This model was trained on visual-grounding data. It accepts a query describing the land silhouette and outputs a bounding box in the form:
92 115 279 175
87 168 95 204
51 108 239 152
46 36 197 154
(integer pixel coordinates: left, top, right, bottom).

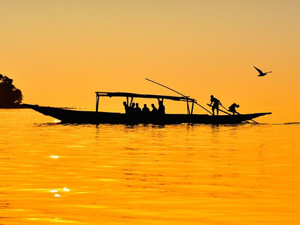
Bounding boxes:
0 74 23 108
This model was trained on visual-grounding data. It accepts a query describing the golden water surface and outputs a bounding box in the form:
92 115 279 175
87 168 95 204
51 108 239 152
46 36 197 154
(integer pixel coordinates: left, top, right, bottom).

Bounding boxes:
1 109 300 225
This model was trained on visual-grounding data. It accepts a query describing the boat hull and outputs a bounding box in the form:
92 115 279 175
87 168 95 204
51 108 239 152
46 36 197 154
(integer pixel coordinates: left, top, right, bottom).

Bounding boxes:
24 104 271 124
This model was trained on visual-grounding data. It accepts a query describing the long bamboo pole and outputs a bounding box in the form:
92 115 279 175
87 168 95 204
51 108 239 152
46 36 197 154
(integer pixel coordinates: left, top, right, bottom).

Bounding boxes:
220 104 259 124
194 102 213 115
145 78 187 97
145 78 212 115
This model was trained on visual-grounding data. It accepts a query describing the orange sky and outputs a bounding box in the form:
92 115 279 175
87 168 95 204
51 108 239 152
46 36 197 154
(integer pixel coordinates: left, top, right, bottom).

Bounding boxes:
1 0 299 123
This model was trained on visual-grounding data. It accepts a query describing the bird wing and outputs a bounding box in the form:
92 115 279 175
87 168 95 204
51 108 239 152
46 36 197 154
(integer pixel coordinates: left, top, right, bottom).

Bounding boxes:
253 66 263 74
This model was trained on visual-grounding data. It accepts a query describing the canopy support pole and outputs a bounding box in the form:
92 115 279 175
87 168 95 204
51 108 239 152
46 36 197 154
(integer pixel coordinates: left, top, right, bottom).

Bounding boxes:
96 94 100 112
187 99 190 114
191 100 195 114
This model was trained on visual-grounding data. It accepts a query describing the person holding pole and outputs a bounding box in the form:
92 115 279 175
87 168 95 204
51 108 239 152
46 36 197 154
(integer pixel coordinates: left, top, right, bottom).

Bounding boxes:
228 103 239 115
208 95 222 116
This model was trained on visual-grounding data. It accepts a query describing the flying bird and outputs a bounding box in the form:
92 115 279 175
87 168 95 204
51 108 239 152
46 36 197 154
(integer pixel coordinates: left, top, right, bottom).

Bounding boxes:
254 66 272 77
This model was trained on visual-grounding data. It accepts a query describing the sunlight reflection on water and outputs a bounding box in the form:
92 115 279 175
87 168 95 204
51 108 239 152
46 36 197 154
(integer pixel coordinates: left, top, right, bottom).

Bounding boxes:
0 109 300 225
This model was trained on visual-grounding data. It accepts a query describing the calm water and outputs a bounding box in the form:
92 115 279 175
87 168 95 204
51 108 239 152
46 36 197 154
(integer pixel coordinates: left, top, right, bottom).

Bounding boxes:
1 109 300 225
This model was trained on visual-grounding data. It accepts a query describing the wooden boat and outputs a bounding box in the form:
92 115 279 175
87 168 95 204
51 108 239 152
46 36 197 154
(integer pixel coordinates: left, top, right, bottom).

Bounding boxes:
24 91 271 124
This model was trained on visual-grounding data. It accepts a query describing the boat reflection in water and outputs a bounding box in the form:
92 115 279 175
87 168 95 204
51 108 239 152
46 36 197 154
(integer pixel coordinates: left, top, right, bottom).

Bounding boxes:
1 109 300 225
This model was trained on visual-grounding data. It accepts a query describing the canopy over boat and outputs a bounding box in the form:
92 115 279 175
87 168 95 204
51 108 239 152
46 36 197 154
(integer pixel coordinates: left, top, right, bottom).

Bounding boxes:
95 91 197 114
96 92 193 101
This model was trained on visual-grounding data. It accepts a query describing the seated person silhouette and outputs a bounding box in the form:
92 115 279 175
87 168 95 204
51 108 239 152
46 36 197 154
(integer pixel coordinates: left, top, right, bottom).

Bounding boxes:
142 104 150 114
134 103 142 114
151 103 158 114
127 102 135 115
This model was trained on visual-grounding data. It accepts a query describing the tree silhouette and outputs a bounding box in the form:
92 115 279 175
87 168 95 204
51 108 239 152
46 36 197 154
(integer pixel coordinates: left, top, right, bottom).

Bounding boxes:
0 74 23 108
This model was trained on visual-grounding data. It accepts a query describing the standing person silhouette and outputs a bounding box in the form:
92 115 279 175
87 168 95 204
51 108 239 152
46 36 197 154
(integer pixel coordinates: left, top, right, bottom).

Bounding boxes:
158 100 165 115
208 95 222 116
123 101 129 114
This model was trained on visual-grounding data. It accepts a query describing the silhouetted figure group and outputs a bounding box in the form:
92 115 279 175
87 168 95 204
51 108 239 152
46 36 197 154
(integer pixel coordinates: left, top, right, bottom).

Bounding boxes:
123 99 165 118
208 95 240 116
124 95 241 119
